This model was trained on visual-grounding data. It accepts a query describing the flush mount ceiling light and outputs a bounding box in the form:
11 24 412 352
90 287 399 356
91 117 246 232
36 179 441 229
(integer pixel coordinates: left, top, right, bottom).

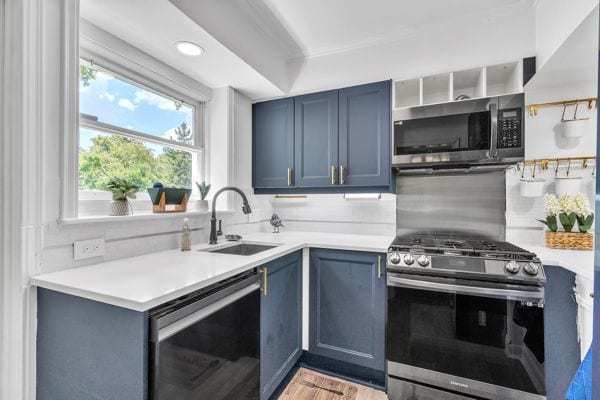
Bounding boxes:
175 41 204 56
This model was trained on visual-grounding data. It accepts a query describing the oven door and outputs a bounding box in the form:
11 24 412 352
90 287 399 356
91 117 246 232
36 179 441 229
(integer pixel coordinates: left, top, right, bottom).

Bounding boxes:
392 97 497 168
387 272 546 400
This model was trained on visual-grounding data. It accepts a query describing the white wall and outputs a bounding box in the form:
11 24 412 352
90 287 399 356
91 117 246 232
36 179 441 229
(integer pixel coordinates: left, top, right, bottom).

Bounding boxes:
534 0 599 69
506 81 597 246
285 9 535 96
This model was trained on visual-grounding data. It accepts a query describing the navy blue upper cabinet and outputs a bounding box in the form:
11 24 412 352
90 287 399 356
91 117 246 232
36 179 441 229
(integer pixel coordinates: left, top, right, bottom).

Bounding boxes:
260 251 302 400
252 80 392 193
294 90 339 187
309 249 386 373
339 81 391 187
253 98 294 188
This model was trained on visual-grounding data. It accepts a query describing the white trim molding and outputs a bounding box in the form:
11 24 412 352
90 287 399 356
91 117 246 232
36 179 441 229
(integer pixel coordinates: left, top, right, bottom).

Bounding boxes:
2 0 47 398
3 0 80 398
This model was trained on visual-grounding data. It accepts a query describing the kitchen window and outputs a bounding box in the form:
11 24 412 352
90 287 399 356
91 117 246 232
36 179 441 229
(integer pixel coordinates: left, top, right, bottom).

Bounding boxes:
77 59 204 216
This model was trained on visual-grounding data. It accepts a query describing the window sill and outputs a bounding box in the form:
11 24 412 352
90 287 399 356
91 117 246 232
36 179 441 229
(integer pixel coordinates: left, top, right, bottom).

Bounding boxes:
59 210 235 226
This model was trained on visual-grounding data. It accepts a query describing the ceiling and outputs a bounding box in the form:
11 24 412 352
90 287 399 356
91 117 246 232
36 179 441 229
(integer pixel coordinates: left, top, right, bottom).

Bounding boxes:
82 0 537 100
260 0 535 58
80 0 284 99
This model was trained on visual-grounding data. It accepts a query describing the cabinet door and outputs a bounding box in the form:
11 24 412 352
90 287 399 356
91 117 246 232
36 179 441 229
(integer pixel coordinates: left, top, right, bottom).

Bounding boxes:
309 249 386 371
338 81 391 187
294 90 339 187
253 98 294 188
260 251 302 400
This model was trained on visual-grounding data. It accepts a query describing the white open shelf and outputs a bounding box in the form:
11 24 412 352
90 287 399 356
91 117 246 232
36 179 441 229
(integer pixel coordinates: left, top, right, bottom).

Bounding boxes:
453 67 486 100
393 60 523 109
486 61 522 97
393 78 421 109
422 73 452 105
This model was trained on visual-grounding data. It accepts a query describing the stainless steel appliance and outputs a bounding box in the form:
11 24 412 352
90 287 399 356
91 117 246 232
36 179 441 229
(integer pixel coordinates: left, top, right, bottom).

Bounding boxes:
386 233 546 400
392 94 524 171
149 269 260 400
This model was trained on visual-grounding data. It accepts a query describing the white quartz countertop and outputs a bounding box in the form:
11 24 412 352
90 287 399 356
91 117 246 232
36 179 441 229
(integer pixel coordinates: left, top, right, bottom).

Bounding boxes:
30 231 393 312
528 245 595 281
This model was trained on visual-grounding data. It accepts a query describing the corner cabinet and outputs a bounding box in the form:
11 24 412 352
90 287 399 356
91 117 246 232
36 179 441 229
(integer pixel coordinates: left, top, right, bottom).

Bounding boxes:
308 249 386 383
253 81 392 194
253 98 295 189
260 251 303 400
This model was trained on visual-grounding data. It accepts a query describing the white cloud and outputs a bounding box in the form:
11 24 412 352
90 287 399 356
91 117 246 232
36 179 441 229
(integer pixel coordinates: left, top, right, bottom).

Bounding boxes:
99 92 115 103
118 98 136 111
162 127 177 140
133 90 180 111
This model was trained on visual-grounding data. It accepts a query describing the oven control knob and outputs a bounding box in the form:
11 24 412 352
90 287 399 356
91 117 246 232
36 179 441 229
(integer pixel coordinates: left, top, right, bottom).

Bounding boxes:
389 253 401 265
524 262 539 276
505 261 521 274
403 254 415 265
417 255 430 267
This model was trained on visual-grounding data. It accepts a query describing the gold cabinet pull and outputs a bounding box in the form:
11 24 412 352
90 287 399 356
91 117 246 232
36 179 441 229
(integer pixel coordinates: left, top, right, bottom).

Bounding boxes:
287 168 292 186
331 165 336 185
260 267 268 296
377 255 382 279
339 165 345 185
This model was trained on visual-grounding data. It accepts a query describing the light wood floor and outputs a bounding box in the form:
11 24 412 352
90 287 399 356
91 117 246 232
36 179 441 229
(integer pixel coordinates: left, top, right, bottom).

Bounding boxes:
278 367 388 400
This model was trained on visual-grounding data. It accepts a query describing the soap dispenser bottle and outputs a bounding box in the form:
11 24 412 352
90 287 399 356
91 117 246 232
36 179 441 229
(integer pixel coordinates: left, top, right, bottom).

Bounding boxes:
181 218 191 251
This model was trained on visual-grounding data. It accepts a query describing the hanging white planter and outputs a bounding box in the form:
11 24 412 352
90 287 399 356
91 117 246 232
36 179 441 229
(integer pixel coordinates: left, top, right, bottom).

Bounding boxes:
560 102 589 139
520 178 545 197
555 176 582 196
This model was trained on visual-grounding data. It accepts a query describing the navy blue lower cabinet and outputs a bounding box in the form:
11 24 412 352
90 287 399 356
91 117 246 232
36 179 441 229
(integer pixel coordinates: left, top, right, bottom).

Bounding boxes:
543 265 580 400
260 251 303 400
37 288 148 400
309 249 386 374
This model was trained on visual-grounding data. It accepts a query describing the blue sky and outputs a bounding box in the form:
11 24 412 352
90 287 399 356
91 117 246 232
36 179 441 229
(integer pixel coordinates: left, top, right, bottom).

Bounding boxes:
79 69 193 154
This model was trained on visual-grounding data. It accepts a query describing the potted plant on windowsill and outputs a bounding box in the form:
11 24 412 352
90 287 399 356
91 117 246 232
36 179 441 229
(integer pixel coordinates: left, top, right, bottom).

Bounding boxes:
195 181 211 211
106 177 139 216
539 193 594 250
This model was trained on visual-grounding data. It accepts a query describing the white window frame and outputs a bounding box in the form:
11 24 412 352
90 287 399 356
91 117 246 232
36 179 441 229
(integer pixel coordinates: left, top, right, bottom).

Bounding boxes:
70 54 207 218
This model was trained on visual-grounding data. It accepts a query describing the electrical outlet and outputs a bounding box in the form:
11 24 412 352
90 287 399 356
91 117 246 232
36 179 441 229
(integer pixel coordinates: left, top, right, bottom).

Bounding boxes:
74 238 106 260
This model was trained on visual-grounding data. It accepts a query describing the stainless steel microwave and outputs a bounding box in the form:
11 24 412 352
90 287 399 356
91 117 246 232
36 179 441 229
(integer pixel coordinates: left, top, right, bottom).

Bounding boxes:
392 93 524 170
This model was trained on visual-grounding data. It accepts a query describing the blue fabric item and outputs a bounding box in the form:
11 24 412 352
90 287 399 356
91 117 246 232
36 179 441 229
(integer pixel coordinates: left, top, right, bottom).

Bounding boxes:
566 346 592 400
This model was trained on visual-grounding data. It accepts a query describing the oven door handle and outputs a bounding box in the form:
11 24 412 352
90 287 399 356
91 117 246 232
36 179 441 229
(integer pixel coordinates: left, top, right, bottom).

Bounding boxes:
387 276 544 304
156 283 260 342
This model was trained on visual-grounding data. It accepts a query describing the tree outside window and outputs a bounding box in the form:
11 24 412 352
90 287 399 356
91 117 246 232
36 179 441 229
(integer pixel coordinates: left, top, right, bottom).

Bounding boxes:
78 61 200 197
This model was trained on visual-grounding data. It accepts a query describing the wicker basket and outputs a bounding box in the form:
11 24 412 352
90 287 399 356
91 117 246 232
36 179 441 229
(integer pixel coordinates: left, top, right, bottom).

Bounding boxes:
545 231 593 250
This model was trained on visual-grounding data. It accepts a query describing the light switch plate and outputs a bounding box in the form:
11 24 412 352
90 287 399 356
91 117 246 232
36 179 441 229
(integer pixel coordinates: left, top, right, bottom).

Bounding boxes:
74 238 106 260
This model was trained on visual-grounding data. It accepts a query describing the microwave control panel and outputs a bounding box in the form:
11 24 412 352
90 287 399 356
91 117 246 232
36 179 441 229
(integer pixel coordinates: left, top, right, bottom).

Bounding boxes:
497 108 522 149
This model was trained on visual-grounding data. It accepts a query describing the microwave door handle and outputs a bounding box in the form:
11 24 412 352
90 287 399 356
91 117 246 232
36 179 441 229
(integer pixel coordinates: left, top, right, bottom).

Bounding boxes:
387 276 544 304
489 102 498 158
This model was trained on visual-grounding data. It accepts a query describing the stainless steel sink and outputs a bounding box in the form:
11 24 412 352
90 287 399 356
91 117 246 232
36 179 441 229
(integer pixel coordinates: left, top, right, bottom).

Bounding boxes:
201 243 278 256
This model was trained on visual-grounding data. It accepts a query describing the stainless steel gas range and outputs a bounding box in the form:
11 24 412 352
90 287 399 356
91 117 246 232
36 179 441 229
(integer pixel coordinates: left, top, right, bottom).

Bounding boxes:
386 233 546 400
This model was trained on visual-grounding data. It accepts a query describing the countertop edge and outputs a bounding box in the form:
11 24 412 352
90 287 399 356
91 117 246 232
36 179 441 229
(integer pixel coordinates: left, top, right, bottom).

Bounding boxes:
31 237 389 312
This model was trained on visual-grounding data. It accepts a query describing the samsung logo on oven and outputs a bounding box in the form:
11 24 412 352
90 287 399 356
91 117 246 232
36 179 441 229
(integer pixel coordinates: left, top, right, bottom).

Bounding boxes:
450 380 469 389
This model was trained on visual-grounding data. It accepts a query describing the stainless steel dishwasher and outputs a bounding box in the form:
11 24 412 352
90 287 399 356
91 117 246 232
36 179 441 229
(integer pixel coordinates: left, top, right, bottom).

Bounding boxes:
149 269 261 400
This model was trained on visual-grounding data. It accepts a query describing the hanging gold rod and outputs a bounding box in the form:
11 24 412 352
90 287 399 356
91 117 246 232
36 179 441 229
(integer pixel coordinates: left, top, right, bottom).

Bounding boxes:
526 97 597 116
521 156 596 165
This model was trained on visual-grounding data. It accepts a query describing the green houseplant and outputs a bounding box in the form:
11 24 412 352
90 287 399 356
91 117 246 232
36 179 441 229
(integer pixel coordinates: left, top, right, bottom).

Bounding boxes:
105 177 139 216
195 181 211 211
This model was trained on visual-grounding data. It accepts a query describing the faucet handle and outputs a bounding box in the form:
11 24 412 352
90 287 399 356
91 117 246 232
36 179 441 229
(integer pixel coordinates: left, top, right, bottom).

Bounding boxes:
217 220 223 236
